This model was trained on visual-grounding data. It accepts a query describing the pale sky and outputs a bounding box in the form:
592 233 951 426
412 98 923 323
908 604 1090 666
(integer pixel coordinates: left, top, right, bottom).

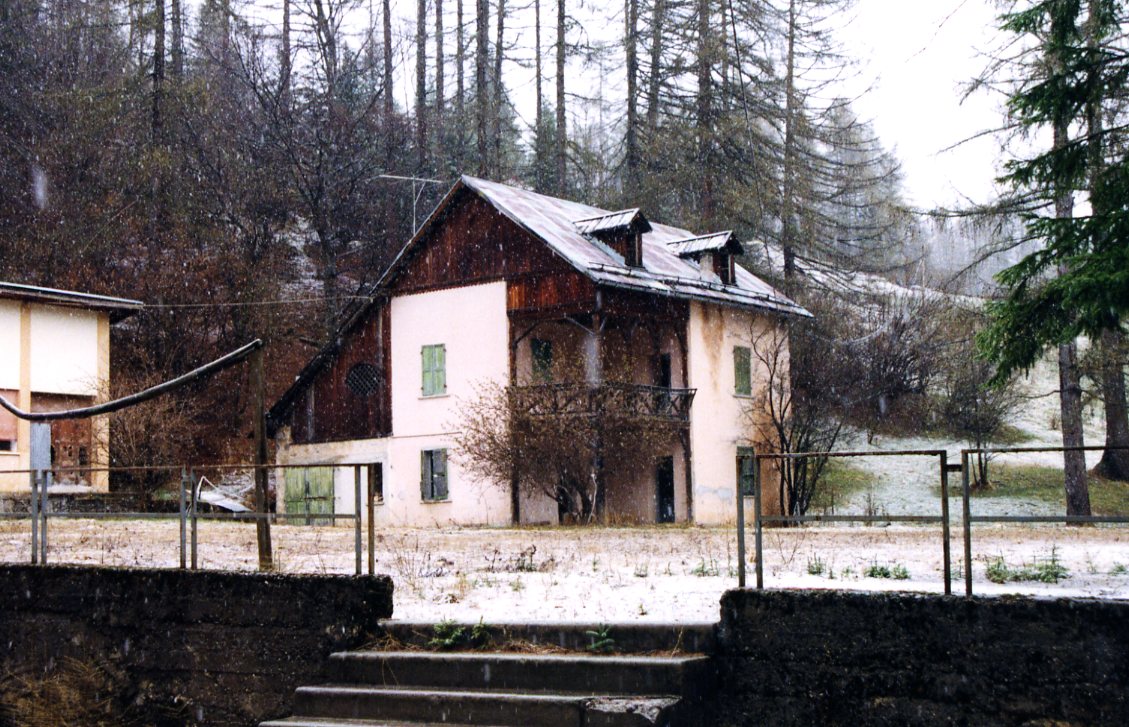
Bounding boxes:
844 0 1007 208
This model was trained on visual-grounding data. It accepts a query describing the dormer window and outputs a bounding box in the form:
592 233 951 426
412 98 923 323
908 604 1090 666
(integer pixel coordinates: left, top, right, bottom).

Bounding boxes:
666 231 744 285
573 209 652 268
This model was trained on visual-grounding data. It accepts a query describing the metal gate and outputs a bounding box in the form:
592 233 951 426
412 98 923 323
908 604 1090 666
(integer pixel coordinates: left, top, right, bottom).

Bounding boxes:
283 467 335 526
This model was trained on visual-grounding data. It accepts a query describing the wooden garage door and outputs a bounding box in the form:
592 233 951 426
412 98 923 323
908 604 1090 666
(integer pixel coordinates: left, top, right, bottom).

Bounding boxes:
283 467 335 526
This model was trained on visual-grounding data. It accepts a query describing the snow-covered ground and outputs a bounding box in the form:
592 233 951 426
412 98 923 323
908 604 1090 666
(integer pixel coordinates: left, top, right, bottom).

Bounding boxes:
2 519 1126 623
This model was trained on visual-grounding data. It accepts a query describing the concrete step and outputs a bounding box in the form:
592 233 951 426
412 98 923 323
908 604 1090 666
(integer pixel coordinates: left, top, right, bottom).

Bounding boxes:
377 621 716 655
261 718 507 727
291 684 588 726
288 685 685 727
328 650 713 697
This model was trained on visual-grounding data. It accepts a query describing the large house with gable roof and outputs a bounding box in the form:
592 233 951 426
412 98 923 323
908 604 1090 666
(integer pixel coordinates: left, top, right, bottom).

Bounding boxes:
267 176 809 526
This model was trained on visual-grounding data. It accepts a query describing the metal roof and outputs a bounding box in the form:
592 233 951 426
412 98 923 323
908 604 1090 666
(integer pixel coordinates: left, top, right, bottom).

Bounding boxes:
459 176 809 317
666 231 744 258
573 208 652 236
0 281 143 322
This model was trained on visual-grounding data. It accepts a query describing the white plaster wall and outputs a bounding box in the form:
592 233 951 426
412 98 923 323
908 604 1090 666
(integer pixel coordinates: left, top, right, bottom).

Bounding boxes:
0 301 20 391
274 435 389 521
386 282 512 525
687 302 780 524
29 305 101 396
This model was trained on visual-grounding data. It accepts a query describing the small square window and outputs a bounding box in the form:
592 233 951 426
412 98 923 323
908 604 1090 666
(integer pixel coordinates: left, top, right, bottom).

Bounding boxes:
0 440 13 452
734 346 752 396
421 449 449 501
421 344 447 396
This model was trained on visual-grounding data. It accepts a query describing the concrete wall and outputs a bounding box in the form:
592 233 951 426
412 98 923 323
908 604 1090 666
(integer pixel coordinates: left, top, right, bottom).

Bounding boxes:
717 589 1129 726
687 303 782 524
0 565 393 726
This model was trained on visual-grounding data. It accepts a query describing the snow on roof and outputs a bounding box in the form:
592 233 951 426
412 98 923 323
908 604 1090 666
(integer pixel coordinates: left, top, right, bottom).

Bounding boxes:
666 231 743 258
460 176 809 317
573 208 652 235
0 281 143 321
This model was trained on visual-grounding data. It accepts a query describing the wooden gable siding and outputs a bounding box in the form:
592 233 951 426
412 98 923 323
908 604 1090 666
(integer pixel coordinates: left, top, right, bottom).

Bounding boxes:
392 190 598 312
292 303 391 444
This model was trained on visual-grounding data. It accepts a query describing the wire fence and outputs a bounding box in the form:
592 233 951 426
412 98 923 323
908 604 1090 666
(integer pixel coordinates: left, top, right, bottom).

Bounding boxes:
738 445 1129 598
0 463 382 575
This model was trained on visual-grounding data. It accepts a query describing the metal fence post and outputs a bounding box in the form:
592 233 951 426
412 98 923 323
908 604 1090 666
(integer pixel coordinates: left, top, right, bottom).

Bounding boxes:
39 469 48 564
354 464 362 576
179 466 187 570
940 452 951 596
368 465 376 576
736 460 747 589
190 468 198 570
961 451 973 598
753 454 764 590
29 470 38 565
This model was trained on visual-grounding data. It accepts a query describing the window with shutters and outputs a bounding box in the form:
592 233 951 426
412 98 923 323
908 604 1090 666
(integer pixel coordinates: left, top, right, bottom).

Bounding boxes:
421 344 447 396
421 449 449 501
734 346 752 396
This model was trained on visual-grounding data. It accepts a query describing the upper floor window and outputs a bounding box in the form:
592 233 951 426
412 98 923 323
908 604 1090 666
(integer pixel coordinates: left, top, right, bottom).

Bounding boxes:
531 338 553 382
734 346 752 396
421 344 446 396
421 449 449 501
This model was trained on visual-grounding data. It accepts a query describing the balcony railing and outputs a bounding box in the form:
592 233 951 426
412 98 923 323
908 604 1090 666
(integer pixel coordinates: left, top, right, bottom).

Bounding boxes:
510 382 695 423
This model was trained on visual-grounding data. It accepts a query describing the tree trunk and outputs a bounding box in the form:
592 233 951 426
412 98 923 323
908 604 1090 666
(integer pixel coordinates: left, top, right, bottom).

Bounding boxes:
492 0 506 173
646 0 664 131
476 0 489 175
781 0 798 281
383 0 393 120
624 0 639 195
152 0 165 140
435 0 445 165
1049 9 1090 517
695 0 713 227
170 0 183 79
555 0 566 193
416 0 428 172
1096 329 1129 480
1082 7 1129 482
456 0 466 169
282 0 292 102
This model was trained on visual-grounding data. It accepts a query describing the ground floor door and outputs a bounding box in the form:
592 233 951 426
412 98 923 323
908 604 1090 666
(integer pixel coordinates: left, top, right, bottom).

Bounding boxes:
283 467 335 525
656 457 675 523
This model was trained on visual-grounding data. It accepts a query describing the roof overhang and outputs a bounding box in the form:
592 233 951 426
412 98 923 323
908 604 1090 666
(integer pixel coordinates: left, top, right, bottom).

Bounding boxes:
0 281 144 323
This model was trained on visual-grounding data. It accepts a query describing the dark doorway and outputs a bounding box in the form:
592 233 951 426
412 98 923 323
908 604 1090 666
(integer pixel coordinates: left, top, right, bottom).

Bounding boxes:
656 353 672 388
656 456 676 523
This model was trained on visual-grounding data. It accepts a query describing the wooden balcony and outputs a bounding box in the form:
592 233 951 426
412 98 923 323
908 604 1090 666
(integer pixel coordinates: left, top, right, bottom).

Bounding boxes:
510 382 695 423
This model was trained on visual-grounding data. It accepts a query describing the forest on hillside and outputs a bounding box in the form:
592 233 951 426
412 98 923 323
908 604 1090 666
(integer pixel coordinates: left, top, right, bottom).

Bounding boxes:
3 0 1129 515
0 0 925 458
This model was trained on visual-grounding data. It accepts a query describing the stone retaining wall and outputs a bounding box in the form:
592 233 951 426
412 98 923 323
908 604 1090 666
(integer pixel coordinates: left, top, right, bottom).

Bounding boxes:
717 589 1129 725
0 565 393 725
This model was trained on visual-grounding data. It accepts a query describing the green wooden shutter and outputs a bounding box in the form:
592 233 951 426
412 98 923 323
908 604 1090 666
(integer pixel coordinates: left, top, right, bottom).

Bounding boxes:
421 450 432 499
421 346 432 395
434 449 448 499
734 346 752 396
435 345 446 394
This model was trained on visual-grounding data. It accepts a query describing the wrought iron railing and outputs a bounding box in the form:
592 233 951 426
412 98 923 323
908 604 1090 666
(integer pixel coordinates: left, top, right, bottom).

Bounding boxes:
510 382 696 422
